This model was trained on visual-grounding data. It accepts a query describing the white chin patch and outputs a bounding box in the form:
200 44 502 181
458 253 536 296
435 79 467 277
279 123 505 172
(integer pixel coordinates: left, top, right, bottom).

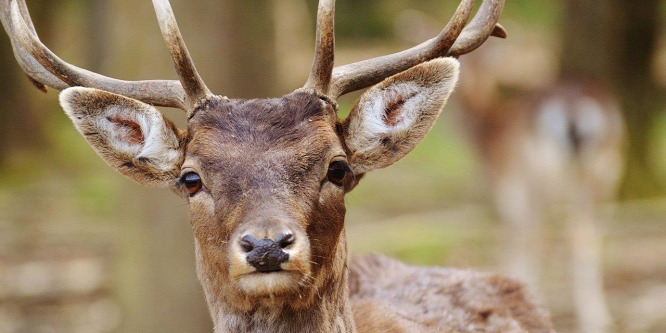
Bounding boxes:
238 271 301 296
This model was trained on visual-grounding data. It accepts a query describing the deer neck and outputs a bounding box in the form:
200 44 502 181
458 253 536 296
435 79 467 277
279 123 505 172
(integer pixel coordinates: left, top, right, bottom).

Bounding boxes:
209 272 354 333
198 233 356 333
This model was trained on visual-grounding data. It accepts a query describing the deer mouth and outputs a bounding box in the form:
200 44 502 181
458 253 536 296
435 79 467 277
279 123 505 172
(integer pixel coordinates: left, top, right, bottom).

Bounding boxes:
237 270 307 297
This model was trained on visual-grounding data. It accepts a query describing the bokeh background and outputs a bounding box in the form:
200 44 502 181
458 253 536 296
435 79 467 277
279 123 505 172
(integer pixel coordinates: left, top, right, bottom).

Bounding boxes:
0 0 664 332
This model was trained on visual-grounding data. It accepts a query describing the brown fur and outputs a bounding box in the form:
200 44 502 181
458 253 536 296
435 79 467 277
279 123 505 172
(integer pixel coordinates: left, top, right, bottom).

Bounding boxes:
182 93 354 332
350 254 554 333
58 60 554 333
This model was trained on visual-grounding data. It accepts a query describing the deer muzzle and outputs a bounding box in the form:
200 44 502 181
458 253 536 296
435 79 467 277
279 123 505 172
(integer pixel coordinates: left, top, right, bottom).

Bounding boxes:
240 233 293 272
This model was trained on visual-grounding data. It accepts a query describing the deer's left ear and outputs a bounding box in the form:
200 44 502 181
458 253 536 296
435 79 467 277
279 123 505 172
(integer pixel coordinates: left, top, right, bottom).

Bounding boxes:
342 57 459 174
60 87 185 187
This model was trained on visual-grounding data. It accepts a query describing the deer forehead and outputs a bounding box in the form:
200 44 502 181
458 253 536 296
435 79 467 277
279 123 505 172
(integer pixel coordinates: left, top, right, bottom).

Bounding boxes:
183 93 343 192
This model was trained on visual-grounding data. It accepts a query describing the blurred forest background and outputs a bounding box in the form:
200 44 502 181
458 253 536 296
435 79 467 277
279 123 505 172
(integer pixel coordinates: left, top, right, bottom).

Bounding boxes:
0 0 664 332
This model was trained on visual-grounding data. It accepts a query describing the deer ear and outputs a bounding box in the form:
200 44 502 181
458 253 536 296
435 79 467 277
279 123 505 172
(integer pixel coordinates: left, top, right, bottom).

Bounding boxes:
60 87 185 187
342 58 459 174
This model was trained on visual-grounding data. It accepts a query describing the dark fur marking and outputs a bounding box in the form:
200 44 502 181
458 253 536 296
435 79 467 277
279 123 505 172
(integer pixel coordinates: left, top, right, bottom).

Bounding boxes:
107 116 144 145
384 91 417 126
567 120 584 154
136 156 150 164
479 310 492 321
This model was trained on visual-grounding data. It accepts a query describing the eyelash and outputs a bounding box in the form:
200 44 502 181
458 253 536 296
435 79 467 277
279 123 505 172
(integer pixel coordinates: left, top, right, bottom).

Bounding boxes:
180 171 203 196
327 161 352 187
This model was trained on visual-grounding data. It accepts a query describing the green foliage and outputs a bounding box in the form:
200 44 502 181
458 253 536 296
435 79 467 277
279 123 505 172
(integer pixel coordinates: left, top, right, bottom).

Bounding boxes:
310 0 561 42
334 0 389 39
502 0 561 28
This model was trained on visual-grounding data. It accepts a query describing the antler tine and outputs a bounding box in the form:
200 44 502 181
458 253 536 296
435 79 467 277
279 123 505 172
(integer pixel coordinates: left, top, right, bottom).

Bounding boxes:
447 0 505 56
327 0 476 98
303 0 336 95
152 0 212 108
0 0 188 109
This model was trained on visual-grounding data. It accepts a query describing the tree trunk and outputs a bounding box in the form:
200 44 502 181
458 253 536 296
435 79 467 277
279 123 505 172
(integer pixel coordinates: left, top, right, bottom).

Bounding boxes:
0 1 58 165
559 0 618 82
614 0 665 198
218 0 278 98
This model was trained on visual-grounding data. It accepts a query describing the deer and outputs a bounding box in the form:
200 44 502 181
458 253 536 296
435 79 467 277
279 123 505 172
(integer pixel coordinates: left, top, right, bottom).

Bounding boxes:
458 50 626 333
0 0 555 332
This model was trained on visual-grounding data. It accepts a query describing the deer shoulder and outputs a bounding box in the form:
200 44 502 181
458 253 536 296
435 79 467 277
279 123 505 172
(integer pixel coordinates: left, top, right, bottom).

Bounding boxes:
350 254 555 333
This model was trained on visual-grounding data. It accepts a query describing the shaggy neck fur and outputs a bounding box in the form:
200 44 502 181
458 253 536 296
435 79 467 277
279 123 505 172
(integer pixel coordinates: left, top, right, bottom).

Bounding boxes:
210 273 353 333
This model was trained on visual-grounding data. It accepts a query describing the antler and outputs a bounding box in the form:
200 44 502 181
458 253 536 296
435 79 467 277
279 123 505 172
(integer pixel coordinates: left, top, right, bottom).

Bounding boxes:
303 0 506 99
303 0 336 94
152 0 212 107
0 0 211 111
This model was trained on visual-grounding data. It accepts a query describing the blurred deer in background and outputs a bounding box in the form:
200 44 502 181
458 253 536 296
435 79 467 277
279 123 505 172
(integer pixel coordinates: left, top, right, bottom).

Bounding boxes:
1 0 556 331
458 48 626 333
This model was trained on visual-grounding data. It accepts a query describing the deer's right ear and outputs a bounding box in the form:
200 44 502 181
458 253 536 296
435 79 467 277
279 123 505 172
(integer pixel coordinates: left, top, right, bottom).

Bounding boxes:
60 87 185 187
342 58 459 174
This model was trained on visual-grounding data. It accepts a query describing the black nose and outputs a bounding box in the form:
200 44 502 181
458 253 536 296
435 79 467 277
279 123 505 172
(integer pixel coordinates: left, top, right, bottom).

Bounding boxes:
239 233 293 272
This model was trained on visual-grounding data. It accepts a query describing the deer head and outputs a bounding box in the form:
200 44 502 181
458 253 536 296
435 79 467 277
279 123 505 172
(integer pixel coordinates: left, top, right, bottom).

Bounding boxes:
1 0 505 329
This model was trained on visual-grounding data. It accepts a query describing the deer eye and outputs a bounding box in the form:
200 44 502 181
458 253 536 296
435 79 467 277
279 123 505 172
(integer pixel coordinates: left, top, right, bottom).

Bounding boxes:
181 172 203 196
327 161 351 187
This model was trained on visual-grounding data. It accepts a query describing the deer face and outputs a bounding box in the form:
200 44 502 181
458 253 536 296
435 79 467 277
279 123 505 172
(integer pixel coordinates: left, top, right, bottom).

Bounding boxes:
182 93 348 308
58 58 459 309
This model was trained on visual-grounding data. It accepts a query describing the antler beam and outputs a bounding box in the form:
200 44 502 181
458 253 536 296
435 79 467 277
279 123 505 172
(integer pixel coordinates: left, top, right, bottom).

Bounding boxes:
0 0 215 111
303 0 506 99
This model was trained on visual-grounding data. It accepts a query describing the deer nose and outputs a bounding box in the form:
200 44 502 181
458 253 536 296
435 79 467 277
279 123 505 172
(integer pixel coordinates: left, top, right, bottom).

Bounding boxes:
239 233 294 272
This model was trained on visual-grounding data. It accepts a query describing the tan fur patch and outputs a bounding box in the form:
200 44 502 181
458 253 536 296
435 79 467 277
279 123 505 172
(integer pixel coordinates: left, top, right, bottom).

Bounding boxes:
349 254 554 333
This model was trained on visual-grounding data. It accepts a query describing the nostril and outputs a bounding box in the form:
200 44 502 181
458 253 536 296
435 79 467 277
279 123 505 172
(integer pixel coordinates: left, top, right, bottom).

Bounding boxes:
239 235 256 253
242 233 290 272
240 240 253 253
276 232 295 249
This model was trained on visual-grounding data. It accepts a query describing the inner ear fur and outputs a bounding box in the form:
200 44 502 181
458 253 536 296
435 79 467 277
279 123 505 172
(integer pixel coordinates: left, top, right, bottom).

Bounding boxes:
60 87 185 187
342 58 460 174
